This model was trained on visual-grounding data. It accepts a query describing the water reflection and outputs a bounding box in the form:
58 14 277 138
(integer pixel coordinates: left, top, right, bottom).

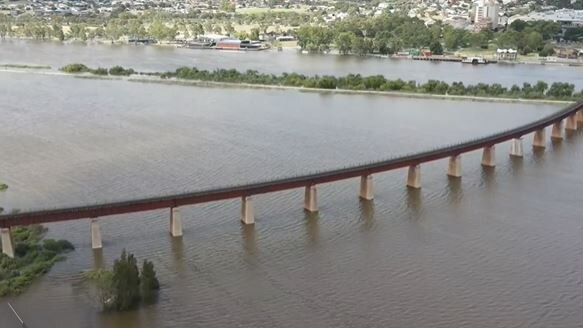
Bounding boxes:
480 165 497 191
509 155 524 176
240 224 258 266
405 187 423 220
92 248 105 270
358 200 375 231
446 177 464 205
170 235 185 273
304 212 320 248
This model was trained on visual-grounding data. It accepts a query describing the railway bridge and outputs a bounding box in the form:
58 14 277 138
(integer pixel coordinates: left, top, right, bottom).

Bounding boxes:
1 100 583 258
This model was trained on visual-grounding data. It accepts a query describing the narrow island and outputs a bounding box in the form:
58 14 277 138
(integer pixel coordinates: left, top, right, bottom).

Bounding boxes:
59 63 582 103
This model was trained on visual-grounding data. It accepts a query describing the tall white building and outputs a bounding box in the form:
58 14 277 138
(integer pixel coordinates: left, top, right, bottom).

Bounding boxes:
474 0 500 29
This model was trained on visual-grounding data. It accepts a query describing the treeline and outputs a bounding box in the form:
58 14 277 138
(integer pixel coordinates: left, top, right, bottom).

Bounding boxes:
61 63 583 101
0 10 569 57
0 10 308 42
61 63 135 76
297 14 562 56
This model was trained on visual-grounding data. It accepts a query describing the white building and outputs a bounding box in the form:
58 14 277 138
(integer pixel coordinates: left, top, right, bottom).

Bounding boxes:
473 0 499 29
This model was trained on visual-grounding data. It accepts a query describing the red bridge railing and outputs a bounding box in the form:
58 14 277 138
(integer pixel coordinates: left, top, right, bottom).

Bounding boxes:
1 99 582 228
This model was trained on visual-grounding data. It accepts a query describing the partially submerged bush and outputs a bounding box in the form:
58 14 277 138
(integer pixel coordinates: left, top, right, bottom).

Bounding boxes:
60 63 89 73
108 66 135 76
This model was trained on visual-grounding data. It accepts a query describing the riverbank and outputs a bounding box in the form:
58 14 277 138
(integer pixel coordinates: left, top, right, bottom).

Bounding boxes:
0 225 74 297
0 66 575 106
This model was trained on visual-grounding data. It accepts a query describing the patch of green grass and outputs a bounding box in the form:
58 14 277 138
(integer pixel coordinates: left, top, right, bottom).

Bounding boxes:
0 64 51 70
0 225 74 297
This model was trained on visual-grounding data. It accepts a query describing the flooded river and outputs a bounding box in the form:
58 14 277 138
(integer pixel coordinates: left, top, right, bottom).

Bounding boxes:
1 39 583 88
0 47 583 328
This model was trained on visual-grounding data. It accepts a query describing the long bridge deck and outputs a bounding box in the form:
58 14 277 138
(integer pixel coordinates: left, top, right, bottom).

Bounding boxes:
1 99 582 231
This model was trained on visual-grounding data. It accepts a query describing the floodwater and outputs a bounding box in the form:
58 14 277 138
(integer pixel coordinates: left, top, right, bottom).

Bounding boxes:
1 39 583 88
1 65 583 327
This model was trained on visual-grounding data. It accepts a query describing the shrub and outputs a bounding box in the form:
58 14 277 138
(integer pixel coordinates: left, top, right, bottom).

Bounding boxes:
92 67 109 75
57 239 75 251
60 63 89 73
109 66 135 76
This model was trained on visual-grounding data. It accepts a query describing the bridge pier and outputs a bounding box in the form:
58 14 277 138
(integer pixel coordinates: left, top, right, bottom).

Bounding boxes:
241 196 255 225
1 227 14 258
407 165 421 189
577 111 583 124
533 129 546 149
304 185 318 212
447 155 462 178
481 146 496 167
566 114 578 131
551 121 563 140
170 207 183 237
510 138 524 157
91 218 102 249
359 175 374 200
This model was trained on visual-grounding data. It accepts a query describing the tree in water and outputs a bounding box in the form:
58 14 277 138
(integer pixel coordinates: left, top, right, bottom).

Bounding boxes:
140 260 160 304
111 249 141 311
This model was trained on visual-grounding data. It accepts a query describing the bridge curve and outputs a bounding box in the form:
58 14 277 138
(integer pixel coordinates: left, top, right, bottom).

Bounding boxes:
1 99 582 233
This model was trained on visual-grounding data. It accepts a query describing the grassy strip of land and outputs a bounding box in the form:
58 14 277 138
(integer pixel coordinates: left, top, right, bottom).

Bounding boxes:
0 225 74 296
60 63 583 103
0 64 51 70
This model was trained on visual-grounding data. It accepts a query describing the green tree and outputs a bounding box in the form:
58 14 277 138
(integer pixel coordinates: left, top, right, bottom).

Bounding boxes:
335 32 353 55
351 35 373 56
525 31 544 52
52 24 64 41
539 44 555 57
443 27 468 50
296 25 333 52
140 260 160 304
429 41 443 55
249 28 260 40
111 250 141 311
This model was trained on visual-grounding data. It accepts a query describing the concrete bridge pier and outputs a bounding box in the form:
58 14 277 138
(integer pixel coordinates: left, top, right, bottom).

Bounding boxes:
170 207 183 237
241 196 255 225
304 185 318 212
566 114 578 131
481 146 496 167
510 138 524 157
551 121 564 140
407 165 421 189
577 111 583 125
91 218 102 249
1 227 14 258
533 129 546 149
447 155 462 178
359 175 374 200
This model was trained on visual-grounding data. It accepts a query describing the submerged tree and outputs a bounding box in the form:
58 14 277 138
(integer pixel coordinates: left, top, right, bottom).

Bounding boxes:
140 259 160 303
111 250 141 311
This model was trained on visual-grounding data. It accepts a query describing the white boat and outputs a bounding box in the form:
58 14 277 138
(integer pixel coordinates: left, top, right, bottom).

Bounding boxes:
462 56 488 65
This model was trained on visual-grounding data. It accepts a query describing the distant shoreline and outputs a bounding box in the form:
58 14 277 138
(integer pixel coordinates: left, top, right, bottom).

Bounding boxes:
2 37 582 68
0 67 574 106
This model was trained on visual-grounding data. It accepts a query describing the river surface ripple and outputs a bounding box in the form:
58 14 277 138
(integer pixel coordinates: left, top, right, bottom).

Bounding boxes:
0 69 582 328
